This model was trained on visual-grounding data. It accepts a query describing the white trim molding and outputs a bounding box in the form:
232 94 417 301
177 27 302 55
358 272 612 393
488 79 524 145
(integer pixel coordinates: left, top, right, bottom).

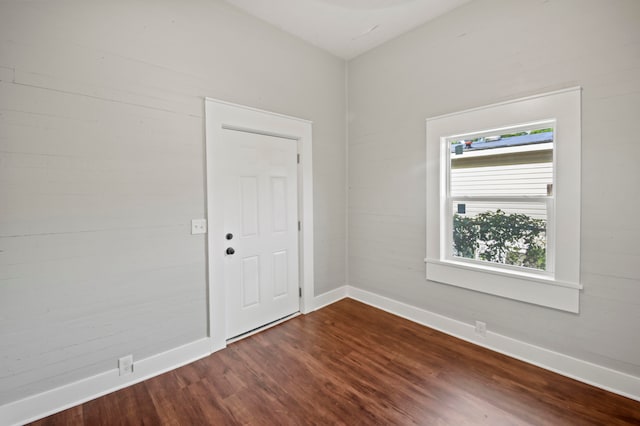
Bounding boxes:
425 259 581 313
0 338 211 426
312 286 349 311
347 286 640 402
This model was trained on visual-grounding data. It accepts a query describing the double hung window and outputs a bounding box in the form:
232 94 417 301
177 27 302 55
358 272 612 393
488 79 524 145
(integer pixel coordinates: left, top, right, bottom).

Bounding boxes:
447 123 554 274
425 88 581 312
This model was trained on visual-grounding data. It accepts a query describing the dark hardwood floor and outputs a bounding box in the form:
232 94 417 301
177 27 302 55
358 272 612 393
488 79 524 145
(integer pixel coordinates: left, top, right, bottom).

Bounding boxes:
29 299 640 425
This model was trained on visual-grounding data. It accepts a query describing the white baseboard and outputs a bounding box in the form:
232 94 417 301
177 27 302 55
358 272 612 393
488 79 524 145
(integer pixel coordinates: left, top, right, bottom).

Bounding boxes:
0 338 211 426
347 286 640 402
313 285 348 311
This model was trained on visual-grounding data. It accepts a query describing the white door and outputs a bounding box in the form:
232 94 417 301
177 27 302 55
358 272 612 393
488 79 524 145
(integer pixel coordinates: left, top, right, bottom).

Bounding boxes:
206 98 314 351
220 128 300 339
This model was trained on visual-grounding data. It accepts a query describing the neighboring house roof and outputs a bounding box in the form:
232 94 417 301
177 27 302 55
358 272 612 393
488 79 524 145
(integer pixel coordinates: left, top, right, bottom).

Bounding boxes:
450 131 553 153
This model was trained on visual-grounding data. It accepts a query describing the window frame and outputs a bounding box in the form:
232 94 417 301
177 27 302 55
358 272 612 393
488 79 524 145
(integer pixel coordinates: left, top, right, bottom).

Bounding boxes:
425 88 582 313
443 120 556 276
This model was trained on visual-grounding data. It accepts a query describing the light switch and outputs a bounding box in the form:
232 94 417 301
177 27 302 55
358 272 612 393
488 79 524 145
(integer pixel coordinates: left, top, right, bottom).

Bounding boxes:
191 218 207 235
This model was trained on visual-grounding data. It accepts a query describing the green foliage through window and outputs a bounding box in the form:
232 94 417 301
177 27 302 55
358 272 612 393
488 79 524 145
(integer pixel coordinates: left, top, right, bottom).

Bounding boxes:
453 210 546 270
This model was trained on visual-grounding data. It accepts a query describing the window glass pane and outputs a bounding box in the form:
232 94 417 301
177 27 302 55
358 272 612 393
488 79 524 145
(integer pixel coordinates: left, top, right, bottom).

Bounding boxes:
452 201 547 271
450 128 553 197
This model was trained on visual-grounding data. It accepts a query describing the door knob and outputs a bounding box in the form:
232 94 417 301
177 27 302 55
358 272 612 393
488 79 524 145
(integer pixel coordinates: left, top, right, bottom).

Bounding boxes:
226 247 235 255
226 233 233 240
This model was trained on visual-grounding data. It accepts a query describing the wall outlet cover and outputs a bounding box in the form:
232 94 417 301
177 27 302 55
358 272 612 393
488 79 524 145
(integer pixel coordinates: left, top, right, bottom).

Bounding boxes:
118 355 134 376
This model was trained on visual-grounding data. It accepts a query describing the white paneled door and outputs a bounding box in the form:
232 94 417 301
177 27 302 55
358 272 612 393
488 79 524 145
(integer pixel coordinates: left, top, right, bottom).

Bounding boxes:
219 128 300 339
206 98 313 351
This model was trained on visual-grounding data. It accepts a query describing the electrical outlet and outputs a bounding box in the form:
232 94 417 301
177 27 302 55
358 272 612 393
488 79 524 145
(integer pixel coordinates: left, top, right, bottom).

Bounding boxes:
191 218 207 235
118 355 134 376
475 321 487 337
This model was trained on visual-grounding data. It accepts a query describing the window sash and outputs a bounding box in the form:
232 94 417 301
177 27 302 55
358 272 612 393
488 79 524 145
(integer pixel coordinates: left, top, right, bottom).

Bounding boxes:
443 195 555 275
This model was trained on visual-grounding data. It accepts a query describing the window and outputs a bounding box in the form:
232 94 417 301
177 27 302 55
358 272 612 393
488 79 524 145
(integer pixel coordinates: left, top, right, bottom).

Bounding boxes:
448 123 554 273
426 88 581 312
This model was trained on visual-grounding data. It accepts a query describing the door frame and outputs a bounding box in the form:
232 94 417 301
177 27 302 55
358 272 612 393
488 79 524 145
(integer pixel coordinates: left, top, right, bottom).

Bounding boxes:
204 98 314 353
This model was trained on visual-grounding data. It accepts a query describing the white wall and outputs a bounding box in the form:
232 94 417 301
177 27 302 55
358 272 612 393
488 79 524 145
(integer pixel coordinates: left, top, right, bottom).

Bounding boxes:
348 0 640 377
0 0 346 405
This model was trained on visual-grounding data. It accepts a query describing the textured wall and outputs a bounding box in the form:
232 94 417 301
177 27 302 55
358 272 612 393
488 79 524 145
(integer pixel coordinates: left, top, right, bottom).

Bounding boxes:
348 0 640 377
0 0 346 404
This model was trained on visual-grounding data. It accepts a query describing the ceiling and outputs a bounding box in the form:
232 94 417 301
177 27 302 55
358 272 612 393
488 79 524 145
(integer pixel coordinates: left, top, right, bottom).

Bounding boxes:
223 0 472 60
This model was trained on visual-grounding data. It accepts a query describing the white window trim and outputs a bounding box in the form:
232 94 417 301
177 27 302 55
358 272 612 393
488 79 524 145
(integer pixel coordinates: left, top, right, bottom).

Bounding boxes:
425 87 582 313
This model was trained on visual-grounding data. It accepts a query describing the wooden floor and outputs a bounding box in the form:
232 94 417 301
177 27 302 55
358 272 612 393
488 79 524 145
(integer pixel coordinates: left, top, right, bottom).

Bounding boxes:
30 299 640 425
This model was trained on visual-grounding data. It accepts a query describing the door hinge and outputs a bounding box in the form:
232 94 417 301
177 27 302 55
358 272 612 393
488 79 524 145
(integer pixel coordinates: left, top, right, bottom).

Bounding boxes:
297 154 300 164
299 287 302 298
298 221 301 231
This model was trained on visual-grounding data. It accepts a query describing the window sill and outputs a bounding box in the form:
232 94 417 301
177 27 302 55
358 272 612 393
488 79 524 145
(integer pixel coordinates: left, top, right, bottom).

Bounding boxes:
424 258 581 313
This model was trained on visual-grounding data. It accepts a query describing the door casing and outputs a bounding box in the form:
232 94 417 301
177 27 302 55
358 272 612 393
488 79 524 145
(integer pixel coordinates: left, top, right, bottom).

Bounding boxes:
204 98 314 353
